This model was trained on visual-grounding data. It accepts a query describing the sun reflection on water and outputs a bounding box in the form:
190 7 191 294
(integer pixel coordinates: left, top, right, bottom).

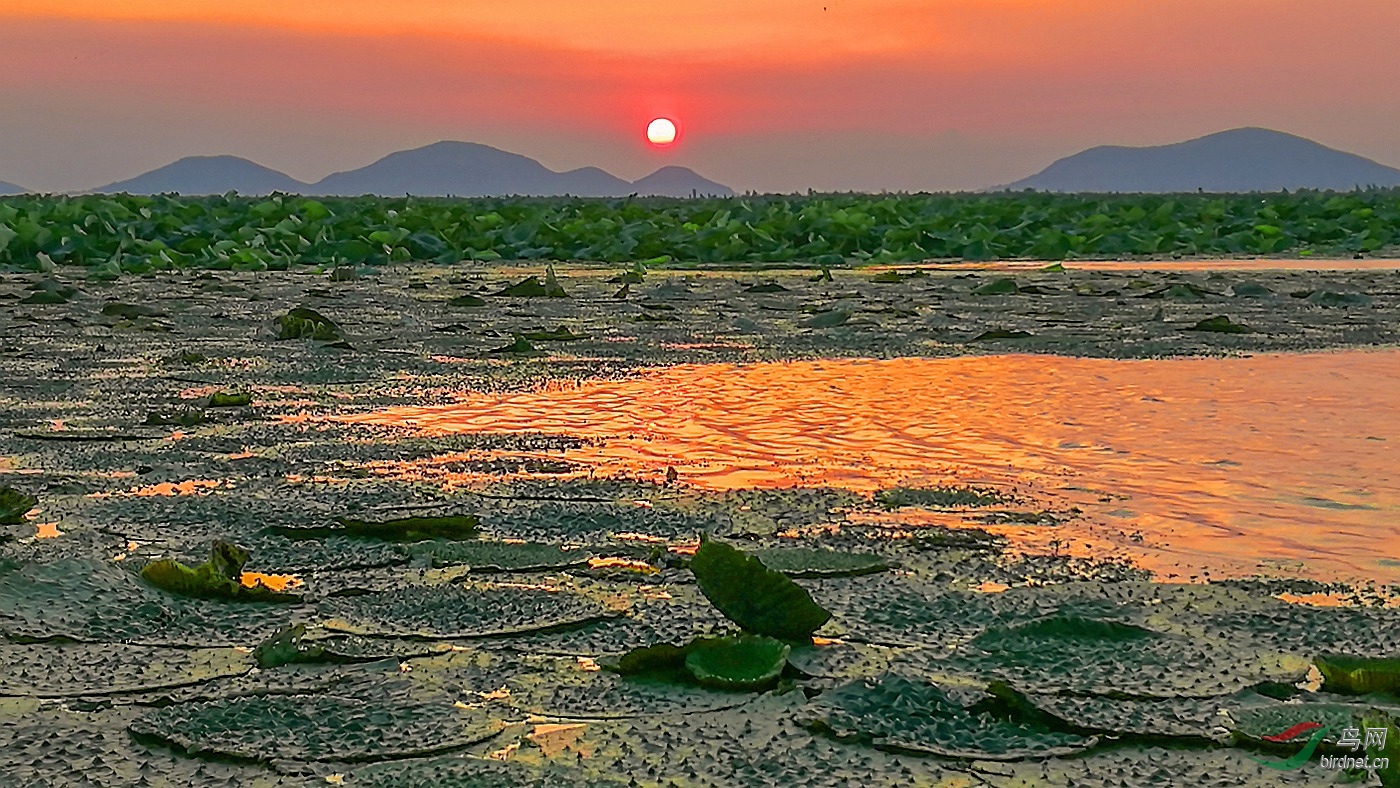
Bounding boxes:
337 351 1400 584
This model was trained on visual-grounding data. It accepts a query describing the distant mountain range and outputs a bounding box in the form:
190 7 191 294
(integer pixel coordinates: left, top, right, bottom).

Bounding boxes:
1004 128 1400 193
88 141 733 198
0 180 26 196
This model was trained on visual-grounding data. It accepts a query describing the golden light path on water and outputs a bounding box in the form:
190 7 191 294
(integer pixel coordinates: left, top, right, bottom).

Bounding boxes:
339 350 1399 585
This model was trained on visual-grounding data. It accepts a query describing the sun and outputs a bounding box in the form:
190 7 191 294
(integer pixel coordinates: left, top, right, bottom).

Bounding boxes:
646 117 678 147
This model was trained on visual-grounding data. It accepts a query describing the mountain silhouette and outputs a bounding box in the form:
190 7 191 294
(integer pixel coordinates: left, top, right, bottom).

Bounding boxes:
87 141 735 198
93 155 309 195
0 180 27 196
1004 128 1400 193
630 165 734 197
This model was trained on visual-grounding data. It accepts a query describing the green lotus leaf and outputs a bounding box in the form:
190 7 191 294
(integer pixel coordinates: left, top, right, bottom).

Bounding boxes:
1316 653 1400 695
275 306 341 341
0 486 38 525
684 636 790 691
689 537 832 640
268 514 480 542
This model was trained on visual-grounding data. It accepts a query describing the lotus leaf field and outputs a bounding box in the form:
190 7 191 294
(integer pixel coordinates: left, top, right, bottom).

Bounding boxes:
1 200 1399 785
1 191 1399 274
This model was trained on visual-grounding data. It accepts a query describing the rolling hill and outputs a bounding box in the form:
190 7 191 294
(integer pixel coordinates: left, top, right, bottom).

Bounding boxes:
1004 128 1400 193
0 180 27 196
93 155 309 195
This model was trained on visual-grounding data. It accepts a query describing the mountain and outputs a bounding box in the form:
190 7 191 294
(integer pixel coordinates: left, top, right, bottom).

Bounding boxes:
0 180 27 196
630 166 735 197
311 141 644 197
1004 128 1400 193
84 141 735 198
94 155 308 195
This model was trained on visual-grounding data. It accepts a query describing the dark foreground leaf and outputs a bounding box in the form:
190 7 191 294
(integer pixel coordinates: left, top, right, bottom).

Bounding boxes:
690 537 832 640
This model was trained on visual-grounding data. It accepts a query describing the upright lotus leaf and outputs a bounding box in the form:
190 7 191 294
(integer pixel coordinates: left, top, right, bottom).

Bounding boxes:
684 635 790 691
495 276 548 297
689 537 832 640
1185 315 1253 334
488 334 539 354
269 514 479 542
0 486 37 525
253 624 326 669
1316 653 1400 695
205 391 252 407
141 541 301 603
973 277 1019 295
543 263 568 297
276 306 341 341
1360 710 1400 788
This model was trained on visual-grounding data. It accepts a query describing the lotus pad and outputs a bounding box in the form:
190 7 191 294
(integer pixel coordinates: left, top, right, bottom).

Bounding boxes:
1021 691 1255 740
320 582 614 639
0 486 37 525
1229 702 1400 748
0 559 302 645
748 547 891 578
505 658 755 718
690 538 832 640
268 514 480 542
944 615 1309 697
802 674 1096 760
0 644 253 698
1315 653 1400 694
685 636 791 691
402 540 592 571
130 693 502 763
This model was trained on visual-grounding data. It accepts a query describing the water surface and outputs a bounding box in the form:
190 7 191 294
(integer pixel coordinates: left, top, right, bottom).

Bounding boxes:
345 350 1400 584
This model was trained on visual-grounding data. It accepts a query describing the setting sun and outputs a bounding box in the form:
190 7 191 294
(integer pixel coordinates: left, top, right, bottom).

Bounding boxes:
646 117 677 146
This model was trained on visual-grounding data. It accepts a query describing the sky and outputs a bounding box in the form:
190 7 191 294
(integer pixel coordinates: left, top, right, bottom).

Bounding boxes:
3 0 1399 193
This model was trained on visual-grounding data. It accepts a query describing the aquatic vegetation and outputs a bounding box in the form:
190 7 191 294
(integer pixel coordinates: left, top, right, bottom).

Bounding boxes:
0 486 36 525
267 514 480 542
4 191 1400 273
690 537 832 641
1185 315 1254 334
274 306 342 341
141 541 301 602
1315 653 1400 695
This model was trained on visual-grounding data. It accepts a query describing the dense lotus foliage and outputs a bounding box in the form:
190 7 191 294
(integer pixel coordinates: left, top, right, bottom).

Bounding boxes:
1 190 1398 272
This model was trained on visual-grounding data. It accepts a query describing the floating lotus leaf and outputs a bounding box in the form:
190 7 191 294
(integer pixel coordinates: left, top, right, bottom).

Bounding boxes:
802 309 851 328
1316 653 1400 695
744 282 790 293
1185 315 1253 334
520 326 587 341
130 693 503 763
506 656 753 718
747 547 891 579
349 757 574 788
1230 281 1274 298
874 485 1009 509
320 582 614 639
974 329 1033 340
1305 290 1372 307
268 514 480 542
946 615 1309 698
275 306 341 341
403 540 591 571
685 636 791 691
690 538 832 641
1020 690 1262 740
495 269 567 298
1228 702 1384 749
447 293 487 307
0 558 301 645
0 486 37 525
802 674 1096 760
0 643 253 698
972 278 1019 295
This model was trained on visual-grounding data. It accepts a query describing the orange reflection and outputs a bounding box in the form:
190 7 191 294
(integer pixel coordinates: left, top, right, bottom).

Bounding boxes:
91 479 223 498
528 723 589 758
240 572 302 592
34 522 63 539
340 351 1400 584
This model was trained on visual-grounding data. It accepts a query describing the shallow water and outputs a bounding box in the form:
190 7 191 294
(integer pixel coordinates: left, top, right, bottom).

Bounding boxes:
345 350 1400 584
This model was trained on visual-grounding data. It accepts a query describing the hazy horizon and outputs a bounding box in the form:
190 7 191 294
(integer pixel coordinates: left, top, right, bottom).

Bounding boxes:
3 1 1399 193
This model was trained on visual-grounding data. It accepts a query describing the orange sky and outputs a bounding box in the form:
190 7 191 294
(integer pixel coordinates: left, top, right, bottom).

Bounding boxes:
2 0 1398 191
